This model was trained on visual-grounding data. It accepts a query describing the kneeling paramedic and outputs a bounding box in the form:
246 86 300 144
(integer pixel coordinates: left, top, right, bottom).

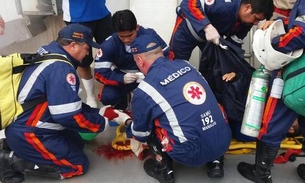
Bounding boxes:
119 35 232 183
0 24 128 183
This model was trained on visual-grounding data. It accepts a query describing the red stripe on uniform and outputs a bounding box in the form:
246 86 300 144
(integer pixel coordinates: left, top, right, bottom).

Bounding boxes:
73 114 100 132
61 165 84 178
278 26 303 48
94 72 119 86
170 17 184 52
172 17 184 37
24 132 84 178
188 0 205 20
25 102 48 127
258 97 278 139
154 119 174 152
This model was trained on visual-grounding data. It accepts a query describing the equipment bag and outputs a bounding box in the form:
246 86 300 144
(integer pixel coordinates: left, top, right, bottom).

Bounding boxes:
199 38 255 124
0 53 72 129
282 54 305 116
199 38 256 142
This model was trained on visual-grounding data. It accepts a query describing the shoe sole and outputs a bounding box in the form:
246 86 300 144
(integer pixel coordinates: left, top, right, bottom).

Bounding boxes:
207 169 224 178
143 159 175 183
297 165 305 180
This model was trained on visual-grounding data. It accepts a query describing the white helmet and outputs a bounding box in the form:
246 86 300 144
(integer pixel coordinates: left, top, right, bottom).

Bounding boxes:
253 20 303 71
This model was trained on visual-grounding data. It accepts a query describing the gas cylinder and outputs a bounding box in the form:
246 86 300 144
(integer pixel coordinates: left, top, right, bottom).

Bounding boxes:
270 75 284 99
241 65 270 137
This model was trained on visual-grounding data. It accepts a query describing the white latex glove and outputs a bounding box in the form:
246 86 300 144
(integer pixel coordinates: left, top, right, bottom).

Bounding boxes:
135 72 145 83
204 24 220 45
123 73 137 84
113 109 132 125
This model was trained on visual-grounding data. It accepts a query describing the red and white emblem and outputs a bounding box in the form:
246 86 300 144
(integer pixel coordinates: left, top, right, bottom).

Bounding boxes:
205 0 215 6
96 48 103 58
66 73 76 85
183 81 206 105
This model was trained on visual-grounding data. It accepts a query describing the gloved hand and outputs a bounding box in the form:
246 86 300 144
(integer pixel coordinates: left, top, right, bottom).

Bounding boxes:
204 24 220 45
124 73 137 84
99 105 118 121
135 72 145 83
113 109 132 125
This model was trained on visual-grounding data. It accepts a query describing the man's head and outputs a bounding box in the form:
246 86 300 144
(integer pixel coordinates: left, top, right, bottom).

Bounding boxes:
112 9 139 45
56 24 101 61
130 35 163 75
238 0 274 25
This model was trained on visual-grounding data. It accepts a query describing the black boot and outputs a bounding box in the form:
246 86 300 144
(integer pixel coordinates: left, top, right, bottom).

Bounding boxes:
23 164 62 179
0 149 63 182
0 150 25 183
144 136 175 183
206 156 224 178
0 138 11 151
297 164 305 181
237 140 279 183
144 158 174 183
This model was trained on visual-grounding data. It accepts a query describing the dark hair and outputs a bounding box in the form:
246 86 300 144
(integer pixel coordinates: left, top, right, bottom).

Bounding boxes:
112 9 137 32
242 0 274 20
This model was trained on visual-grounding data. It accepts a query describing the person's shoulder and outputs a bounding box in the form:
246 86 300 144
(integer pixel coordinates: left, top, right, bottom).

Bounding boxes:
163 59 195 72
101 35 122 51
138 27 162 40
138 26 156 34
43 54 75 69
50 60 75 71
102 34 119 45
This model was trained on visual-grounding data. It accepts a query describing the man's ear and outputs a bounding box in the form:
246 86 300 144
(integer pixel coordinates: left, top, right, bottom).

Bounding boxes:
244 4 252 13
137 56 144 68
68 42 77 51
136 24 140 31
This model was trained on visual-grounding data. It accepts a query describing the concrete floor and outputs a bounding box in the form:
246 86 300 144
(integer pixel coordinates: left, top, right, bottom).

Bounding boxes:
1 127 304 183
1 82 305 183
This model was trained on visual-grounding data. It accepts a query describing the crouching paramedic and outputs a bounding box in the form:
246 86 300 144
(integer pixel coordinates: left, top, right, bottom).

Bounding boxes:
0 24 127 183
119 35 232 183
94 10 173 110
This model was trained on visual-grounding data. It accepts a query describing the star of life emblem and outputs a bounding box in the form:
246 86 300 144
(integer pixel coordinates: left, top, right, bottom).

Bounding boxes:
205 0 215 6
183 81 206 105
96 49 103 58
66 73 76 85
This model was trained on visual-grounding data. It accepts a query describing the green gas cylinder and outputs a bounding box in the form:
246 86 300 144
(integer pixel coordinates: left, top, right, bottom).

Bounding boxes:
240 65 271 137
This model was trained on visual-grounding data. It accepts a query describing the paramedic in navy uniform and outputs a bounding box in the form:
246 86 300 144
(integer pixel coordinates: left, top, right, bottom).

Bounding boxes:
123 35 231 183
237 0 305 182
94 10 173 110
0 24 127 183
62 0 113 108
169 0 274 60
169 0 274 176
